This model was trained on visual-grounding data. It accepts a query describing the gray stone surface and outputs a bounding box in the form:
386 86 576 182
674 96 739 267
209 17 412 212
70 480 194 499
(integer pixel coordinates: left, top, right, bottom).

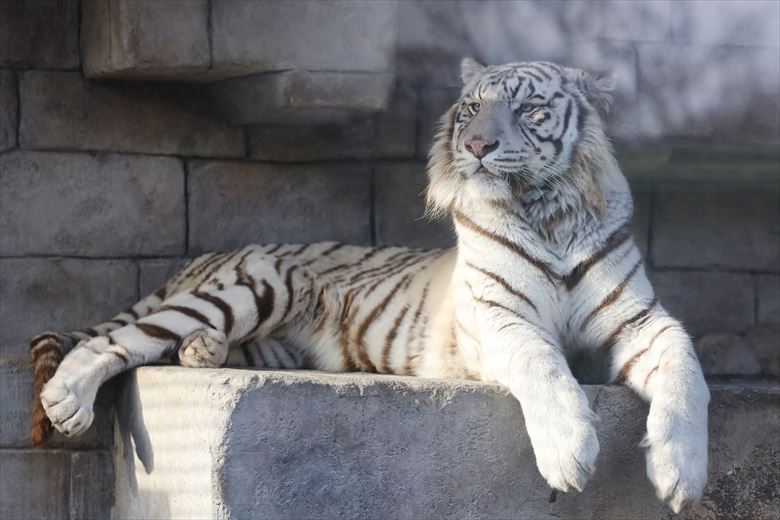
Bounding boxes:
672 0 780 47
211 0 397 76
631 187 652 258
0 151 185 257
374 85 417 159
0 1 79 69
744 325 780 377
397 1 602 86
652 185 780 272
70 451 114 520
19 71 244 157
0 359 114 449
0 449 70 520
417 88 459 159
0 70 16 152
638 44 780 141
247 85 415 160
112 367 780 520
188 161 372 253
598 0 671 41
374 162 455 248
695 382 780 520
138 258 190 297
0 258 137 357
695 334 762 376
649 270 755 337
211 71 394 125
396 1 470 86
248 118 376 162
82 0 210 80
757 275 780 327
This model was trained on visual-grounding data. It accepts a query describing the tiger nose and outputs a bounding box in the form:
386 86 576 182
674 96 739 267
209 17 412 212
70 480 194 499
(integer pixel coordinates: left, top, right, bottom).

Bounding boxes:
464 137 499 159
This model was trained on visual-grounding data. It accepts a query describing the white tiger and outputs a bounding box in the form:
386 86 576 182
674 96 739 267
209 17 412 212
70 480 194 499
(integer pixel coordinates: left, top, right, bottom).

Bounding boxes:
30 59 708 512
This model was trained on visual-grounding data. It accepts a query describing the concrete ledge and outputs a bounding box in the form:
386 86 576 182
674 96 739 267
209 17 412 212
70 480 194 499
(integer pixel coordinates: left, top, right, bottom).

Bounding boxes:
113 368 779 519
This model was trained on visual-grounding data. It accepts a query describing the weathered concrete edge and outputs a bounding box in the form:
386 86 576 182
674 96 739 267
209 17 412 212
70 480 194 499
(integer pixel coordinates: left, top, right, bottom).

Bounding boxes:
113 367 780 520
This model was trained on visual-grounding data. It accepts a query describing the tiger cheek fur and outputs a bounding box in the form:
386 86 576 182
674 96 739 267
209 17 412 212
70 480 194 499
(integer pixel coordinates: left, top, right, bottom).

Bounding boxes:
30 59 708 513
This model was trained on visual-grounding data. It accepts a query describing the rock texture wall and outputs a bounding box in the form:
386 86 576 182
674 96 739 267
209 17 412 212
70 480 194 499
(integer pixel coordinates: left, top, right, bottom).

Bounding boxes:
0 2 778 519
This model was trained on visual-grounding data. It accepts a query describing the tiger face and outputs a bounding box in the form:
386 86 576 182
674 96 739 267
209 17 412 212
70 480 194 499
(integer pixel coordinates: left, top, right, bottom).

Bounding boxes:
427 58 615 216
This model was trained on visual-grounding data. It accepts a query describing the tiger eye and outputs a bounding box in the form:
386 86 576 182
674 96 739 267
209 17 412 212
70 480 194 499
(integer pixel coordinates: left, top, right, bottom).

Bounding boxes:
530 110 547 124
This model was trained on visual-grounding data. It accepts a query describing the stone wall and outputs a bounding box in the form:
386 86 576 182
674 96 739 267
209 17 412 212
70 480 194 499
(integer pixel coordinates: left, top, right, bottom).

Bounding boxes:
0 2 778 518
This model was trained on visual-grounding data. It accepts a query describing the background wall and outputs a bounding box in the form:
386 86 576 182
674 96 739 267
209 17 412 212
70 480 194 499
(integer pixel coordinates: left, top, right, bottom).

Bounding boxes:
0 1 778 518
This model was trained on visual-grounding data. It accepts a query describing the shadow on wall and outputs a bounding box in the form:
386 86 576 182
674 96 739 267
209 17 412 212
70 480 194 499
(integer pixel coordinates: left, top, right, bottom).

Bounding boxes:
397 0 780 143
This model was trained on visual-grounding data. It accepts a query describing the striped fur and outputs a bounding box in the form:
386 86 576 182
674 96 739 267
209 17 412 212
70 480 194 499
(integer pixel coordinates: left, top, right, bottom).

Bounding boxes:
30 59 708 513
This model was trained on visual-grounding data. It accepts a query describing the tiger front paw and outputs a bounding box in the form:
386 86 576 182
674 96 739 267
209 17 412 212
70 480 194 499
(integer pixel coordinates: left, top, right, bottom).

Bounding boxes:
645 410 708 512
531 414 600 493
178 328 228 368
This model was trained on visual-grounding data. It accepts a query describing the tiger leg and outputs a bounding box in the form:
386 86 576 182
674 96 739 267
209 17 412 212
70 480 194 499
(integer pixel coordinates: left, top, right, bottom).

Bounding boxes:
479 316 599 493
41 256 313 437
30 287 167 447
609 308 709 513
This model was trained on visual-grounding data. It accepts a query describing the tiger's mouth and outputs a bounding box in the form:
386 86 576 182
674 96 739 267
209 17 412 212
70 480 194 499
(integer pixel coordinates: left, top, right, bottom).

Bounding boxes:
474 165 500 178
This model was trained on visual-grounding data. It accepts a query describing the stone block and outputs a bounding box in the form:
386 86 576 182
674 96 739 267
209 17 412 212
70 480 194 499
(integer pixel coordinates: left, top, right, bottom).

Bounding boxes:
672 0 780 47
0 449 70 520
0 258 137 357
396 1 471 86
649 270 755 337
139 258 190 297
247 84 415 160
374 163 455 249
0 1 79 69
70 451 114 520
188 161 372 254
374 85 417 159
417 88 459 159
112 367 780 519
598 1 672 41
211 71 394 125
745 325 780 376
756 275 780 327
695 382 780 520
614 141 675 185
695 334 762 376
0 359 114 449
82 0 210 80
638 44 780 141
248 118 376 162
211 0 397 76
19 71 244 157
0 70 16 152
652 184 780 272
631 188 652 259
0 151 185 257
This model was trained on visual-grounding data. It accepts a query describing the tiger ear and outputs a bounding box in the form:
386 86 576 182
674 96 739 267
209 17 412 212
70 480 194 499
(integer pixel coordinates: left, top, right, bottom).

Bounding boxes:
564 67 615 115
461 57 486 85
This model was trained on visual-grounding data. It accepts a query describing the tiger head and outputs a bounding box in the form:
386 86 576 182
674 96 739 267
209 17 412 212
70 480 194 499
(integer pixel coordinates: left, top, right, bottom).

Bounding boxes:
426 58 620 219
